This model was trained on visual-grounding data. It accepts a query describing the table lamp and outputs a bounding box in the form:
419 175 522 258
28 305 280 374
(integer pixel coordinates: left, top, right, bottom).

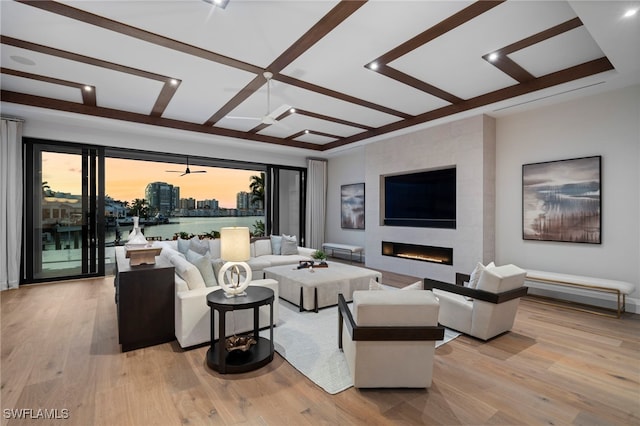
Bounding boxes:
218 227 252 297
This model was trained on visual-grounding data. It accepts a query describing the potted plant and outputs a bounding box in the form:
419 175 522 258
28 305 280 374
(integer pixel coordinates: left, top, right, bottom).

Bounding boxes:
311 250 328 265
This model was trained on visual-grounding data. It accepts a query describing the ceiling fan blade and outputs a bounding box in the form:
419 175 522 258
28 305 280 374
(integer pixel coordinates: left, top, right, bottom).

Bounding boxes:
191 171 207 174
267 104 293 119
166 170 183 173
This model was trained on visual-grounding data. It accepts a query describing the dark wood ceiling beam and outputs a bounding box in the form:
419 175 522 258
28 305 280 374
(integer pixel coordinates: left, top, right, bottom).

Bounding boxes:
266 1 367 72
482 55 535 83
2 35 175 114
295 109 374 130
361 1 503 107
323 57 614 150
16 0 262 75
248 122 270 134
206 1 367 126
275 74 412 119
500 17 583 55
483 17 584 84
375 64 462 104
375 1 505 64
151 81 180 117
2 90 322 151
285 129 340 141
1 67 96 106
1 36 169 81
307 130 341 140
203 75 267 126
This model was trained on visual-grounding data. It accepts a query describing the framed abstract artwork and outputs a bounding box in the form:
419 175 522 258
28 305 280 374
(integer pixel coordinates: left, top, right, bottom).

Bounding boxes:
522 156 601 244
341 183 365 229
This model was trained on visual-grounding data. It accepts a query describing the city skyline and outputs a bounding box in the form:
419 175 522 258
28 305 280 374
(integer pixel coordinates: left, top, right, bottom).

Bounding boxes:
42 153 261 209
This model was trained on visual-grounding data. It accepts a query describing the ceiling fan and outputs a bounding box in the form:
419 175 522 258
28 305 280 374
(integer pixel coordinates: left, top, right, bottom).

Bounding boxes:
225 71 292 126
166 157 207 176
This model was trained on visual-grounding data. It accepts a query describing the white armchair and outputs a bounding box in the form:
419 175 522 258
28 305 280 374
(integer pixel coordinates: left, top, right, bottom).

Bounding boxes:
425 264 528 341
338 290 444 388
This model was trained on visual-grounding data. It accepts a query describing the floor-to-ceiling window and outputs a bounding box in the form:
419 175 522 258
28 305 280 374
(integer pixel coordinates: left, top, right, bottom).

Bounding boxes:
23 140 305 283
266 166 306 246
24 140 104 282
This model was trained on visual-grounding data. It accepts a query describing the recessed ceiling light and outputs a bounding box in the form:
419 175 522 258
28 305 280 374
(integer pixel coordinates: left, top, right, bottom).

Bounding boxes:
170 79 179 86
369 62 379 70
84 85 92 92
488 52 499 62
304 129 309 134
624 8 638 18
202 0 230 9
289 108 296 114
10 55 36 66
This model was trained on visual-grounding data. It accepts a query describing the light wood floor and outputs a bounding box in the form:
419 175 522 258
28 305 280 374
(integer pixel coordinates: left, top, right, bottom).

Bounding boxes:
2 271 639 426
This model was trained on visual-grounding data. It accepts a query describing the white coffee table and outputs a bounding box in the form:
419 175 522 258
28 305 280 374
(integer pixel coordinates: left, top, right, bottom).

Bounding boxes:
264 261 382 312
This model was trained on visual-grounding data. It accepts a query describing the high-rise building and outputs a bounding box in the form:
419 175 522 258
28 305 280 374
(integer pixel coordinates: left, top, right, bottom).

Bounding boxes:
180 197 196 210
197 199 219 210
237 191 250 210
145 182 178 215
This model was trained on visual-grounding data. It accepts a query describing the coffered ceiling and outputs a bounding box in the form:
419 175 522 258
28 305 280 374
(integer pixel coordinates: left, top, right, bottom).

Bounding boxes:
1 1 639 153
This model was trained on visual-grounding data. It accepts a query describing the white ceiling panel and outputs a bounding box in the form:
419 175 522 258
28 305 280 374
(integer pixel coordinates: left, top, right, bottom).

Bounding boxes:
392 1 580 100
1 74 82 103
60 0 340 68
510 27 605 78
1 0 636 152
294 133 335 145
282 1 469 114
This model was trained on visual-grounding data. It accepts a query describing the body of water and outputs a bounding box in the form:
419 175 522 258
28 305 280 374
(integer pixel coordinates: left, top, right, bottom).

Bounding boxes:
109 216 264 243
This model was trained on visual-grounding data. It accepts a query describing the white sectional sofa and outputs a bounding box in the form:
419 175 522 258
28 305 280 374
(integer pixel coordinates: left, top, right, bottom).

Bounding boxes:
153 236 314 348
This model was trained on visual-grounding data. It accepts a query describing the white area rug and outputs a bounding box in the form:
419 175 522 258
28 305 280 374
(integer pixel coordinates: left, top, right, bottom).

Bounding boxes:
260 299 460 394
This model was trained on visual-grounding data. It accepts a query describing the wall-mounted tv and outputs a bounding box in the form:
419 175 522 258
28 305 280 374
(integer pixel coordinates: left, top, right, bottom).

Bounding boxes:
383 167 456 228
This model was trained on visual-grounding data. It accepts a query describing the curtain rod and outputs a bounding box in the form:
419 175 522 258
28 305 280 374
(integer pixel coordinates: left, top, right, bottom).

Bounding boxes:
1 116 25 123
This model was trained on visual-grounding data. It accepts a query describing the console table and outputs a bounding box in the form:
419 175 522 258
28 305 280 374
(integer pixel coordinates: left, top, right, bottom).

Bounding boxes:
114 246 175 352
206 287 274 374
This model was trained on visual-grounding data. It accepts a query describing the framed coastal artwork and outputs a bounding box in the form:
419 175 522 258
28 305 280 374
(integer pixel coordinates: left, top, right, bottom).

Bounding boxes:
522 156 601 244
341 183 365 229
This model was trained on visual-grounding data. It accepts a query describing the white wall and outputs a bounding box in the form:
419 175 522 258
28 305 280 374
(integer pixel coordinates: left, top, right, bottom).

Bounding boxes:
326 85 639 311
325 147 367 250
496 85 640 310
340 116 495 282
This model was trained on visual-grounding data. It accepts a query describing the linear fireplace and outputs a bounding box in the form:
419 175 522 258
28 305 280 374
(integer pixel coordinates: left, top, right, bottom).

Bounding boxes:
382 241 453 265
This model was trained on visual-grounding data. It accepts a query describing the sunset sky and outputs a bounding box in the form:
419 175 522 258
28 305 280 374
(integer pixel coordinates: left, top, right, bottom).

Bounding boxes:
42 153 261 208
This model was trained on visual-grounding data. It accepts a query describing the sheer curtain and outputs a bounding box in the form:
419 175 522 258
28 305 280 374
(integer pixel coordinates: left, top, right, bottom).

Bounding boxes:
305 158 327 250
1 119 23 290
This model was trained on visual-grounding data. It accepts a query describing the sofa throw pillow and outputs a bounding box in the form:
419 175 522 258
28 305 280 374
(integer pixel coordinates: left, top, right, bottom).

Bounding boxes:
212 258 225 282
187 251 217 287
189 236 209 256
208 238 221 259
369 279 421 291
469 261 495 288
177 237 190 255
280 234 298 255
369 278 385 290
170 253 206 290
254 239 272 257
270 235 283 255
401 280 423 290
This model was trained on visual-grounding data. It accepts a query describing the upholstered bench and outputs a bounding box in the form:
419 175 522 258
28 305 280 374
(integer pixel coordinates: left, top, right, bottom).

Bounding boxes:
321 243 364 263
525 270 635 318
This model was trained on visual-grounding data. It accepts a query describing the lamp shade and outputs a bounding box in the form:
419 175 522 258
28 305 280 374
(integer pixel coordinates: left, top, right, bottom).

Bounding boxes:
220 227 250 262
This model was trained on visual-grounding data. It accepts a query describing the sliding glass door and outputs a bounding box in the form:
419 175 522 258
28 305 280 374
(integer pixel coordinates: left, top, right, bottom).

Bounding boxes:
24 140 104 282
266 166 306 246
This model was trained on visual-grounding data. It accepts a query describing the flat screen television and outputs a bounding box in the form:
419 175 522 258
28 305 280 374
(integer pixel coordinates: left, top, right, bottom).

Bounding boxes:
383 167 456 228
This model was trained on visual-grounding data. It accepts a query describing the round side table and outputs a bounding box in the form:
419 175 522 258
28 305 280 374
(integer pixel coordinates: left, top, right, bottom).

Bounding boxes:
206 286 274 374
